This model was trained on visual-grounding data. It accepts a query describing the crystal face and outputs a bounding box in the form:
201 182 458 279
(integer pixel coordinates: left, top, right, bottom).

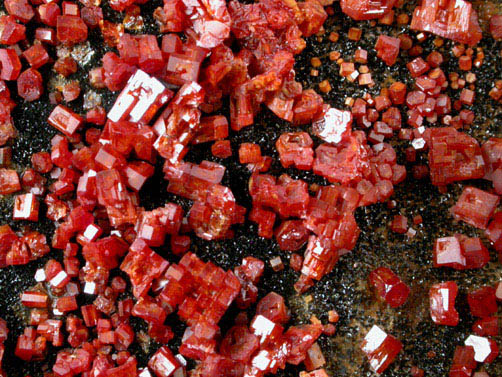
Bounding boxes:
451 187 500 230
369 267 410 308
48 105 84 136
464 335 499 363
410 0 482 46
360 325 402 374
428 127 485 186
375 35 400 66
340 0 396 20
429 281 459 326
108 70 173 124
311 108 352 145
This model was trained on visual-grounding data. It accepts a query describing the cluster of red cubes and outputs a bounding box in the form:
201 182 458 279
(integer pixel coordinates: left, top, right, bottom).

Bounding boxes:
0 0 335 374
0 0 500 375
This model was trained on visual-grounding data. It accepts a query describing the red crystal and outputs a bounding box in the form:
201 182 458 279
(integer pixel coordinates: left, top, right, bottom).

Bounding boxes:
138 35 164 74
81 6 103 28
360 325 402 374
157 0 187 33
62 81 81 102
472 317 499 337
275 220 310 251
0 49 21 81
13 193 39 221
298 0 327 36
211 140 232 158
410 0 482 46
428 127 486 186
108 69 173 124
57 15 88 44
450 345 476 376
284 324 323 365
303 342 326 371
491 15 502 39
20 291 49 308
451 187 499 230
101 52 136 92
429 281 459 326
0 15 26 45
239 143 262 164
369 267 410 308
276 132 314 170
340 0 396 20
407 57 430 78
390 214 408 234
5 0 34 23
375 35 400 66
464 335 499 363
148 346 181 377
433 236 466 270
22 44 50 70
0 168 20 194
31 152 52 174
121 239 169 298
56 296 78 313
250 314 284 346
220 325 259 363
467 286 497 318
35 27 57 45
38 3 61 27
293 89 323 126
48 105 83 136
193 115 228 144
54 56 78 78
17 68 44 102
313 135 370 185
256 292 290 324
249 206 276 239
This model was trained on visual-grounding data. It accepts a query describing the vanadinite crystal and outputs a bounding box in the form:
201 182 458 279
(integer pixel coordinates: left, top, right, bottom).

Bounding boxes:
428 127 485 186
313 134 371 185
433 236 465 270
13 193 39 221
467 286 498 318
276 132 314 170
433 234 490 270
410 0 482 45
0 15 26 45
451 187 499 230
486 213 502 259
108 70 173 124
472 317 499 337
429 281 459 326
17 69 44 102
464 335 499 363
450 345 477 376
56 15 88 44
48 105 84 136
368 267 410 308
3 0 500 374
148 346 183 377
340 0 396 20
360 325 402 374
5 0 34 24
311 107 352 144
0 168 20 194
120 239 169 298
375 35 400 66
0 49 22 81
491 15 502 40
